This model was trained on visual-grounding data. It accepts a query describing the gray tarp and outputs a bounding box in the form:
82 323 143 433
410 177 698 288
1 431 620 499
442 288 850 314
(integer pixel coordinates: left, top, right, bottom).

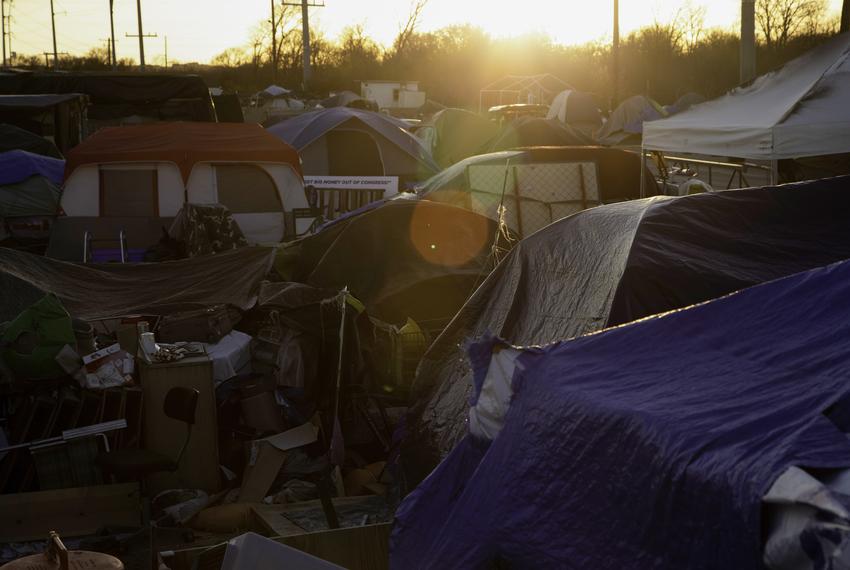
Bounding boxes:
402 176 850 486
0 246 275 322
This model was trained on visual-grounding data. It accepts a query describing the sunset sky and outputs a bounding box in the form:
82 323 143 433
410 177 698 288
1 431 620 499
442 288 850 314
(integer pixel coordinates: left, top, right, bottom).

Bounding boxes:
4 0 843 65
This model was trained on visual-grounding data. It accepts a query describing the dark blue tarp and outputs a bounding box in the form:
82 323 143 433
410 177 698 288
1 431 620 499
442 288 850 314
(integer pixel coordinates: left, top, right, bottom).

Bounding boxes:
0 150 64 186
392 259 850 569
404 176 850 488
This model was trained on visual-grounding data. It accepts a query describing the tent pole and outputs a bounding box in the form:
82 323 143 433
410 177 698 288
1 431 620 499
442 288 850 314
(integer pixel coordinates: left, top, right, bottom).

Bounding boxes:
770 160 779 186
640 149 647 198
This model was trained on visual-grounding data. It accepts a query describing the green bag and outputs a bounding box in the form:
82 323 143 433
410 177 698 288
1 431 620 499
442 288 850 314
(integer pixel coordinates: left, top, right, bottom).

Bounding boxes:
2 293 76 379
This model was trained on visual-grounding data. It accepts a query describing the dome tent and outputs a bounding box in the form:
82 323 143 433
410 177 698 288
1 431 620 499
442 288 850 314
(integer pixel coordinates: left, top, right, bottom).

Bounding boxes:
267 107 438 185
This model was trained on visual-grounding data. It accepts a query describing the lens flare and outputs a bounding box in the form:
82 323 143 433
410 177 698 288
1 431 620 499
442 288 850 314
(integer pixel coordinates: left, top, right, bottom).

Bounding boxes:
408 201 490 267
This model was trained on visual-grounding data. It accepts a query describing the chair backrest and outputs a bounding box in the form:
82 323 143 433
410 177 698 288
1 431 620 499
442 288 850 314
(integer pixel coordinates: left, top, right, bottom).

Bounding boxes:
163 387 199 425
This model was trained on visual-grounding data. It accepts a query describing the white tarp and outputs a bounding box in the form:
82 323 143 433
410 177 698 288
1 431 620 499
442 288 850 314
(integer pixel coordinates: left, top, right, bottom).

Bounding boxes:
642 31 850 160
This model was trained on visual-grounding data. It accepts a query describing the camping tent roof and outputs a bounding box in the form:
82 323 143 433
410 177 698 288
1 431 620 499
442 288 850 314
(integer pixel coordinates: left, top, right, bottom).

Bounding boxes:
663 91 705 115
643 32 850 159
276 198 504 326
402 175 850 485
0 124 62 158
546 89 603 125
596 95 666 145
0 150 64 186
489 116 593 151
418 108 499 168
64 122 302 182
262 85 291 97
267 107 438 174
321 90 364 108
393 258 850 569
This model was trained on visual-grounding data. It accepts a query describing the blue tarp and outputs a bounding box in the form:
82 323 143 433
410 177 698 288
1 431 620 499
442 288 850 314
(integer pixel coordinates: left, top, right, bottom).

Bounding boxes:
0 150 64 186
404 176 850 487
392 259 850 569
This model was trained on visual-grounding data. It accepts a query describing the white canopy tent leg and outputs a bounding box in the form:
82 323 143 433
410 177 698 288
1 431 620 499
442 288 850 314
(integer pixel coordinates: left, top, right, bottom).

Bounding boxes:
770 160 779 186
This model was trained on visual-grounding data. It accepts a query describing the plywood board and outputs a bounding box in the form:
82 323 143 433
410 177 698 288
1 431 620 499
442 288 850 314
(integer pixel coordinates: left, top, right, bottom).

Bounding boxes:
140 356 220 494
0 483 140 542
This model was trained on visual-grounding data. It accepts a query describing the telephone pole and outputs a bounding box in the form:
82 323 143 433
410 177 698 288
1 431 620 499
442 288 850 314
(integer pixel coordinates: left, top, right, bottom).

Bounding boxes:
1 0 6 67
135 0 145 70
740 0 756 83
163 35 167 68
270 0 277 83
108 0 116 68
49 0 58 70
612 0 619 108
282 0 324 91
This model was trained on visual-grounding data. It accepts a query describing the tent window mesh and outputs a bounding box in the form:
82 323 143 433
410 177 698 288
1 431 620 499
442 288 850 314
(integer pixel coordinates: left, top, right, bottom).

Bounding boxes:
99 169 158 217
215 164 281 213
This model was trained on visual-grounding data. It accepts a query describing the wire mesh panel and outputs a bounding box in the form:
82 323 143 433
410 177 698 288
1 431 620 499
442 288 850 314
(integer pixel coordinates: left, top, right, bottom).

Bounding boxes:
463 161 601 238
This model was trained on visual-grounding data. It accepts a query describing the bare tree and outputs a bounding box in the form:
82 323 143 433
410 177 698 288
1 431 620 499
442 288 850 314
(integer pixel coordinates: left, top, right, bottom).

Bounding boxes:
756 0 827 49
212 47 249 67
393 0 429 57
678 0 708 52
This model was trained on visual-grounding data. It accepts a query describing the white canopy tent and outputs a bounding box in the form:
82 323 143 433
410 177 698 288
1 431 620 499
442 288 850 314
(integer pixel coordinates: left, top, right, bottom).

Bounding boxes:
642 32 850 167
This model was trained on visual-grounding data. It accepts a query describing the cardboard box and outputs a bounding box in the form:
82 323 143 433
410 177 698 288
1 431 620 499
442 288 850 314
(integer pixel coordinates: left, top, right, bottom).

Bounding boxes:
239 422 318 503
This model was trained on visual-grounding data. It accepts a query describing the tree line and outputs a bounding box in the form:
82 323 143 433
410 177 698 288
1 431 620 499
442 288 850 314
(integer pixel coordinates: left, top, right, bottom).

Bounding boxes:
8 0 843 112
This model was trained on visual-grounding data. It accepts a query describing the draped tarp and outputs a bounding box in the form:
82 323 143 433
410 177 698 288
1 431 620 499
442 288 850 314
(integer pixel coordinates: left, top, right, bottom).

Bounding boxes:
402 176 850 486
0 246 275 322
643 32 850 159
392 259 850 569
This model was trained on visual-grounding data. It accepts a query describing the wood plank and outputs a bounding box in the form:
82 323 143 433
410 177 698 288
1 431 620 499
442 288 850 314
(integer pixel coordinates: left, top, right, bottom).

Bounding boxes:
0 483 140 542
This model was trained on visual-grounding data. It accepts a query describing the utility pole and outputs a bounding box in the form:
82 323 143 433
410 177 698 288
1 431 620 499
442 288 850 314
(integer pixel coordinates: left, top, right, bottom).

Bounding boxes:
126 29 157 71
270 0 277 83
282 0 324 91
740 0 756 83
49 0 58 70
135 0 145 70
841 0 849 33
6 0 11 66
164 35 167 68
1 0 6 67
612 0 619 108
108 0 116 68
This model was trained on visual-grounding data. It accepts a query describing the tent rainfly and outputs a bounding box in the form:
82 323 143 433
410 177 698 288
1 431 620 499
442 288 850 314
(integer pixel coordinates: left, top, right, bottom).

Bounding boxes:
642 31 850 162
